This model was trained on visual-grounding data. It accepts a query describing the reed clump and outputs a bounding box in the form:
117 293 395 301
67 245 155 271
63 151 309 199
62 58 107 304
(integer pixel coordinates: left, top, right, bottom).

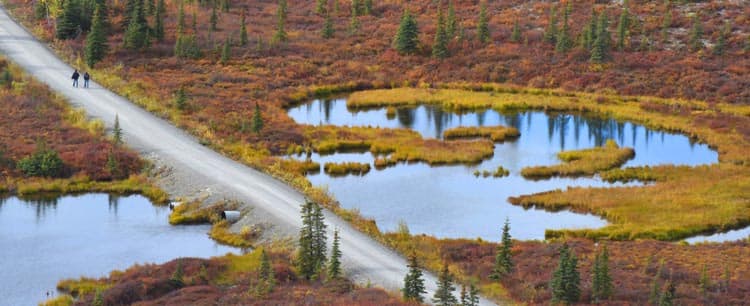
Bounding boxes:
443 126 520 142
323 162 371 176
520 140 635 179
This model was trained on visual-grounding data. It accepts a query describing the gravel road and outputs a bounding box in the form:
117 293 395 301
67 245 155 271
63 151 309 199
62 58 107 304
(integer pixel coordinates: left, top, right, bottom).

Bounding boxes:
0 5 497 305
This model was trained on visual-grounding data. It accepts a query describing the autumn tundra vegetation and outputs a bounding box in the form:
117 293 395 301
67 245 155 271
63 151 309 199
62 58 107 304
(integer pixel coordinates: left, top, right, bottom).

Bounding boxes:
5 0 750 304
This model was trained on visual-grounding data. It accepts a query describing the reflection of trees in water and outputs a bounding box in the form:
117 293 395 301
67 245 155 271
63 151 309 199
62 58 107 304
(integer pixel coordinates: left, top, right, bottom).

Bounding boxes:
109 194 120 217
321 99 334 123
19 195 60 222
540 112 662 148
396 107 416 128
476 111 486 126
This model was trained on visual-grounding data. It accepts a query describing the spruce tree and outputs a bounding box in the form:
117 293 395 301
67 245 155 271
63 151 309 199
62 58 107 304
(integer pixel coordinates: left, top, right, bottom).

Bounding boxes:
255 249 276 296
510 19 521 43
252 102 263 133
591 11 610 63
177 1 185 34
465 283 480 306
85 4 108 67
123 0 150 50
477 2 490 44
327 229 342 280
617 0 630 51
393 9 419 55
297 200 316 279
363 0 372 15
592 245 613 302
543 6 558 44
56 0 81 40
713 22 729 56
322 11 334 39
153 0 165 41
113 114 123 146
661 4 672 43
272 0 288 44
432 7 448 58
446 1 457 39
555 3 572 53
311 202 327 273
699 264 710 296
220 38 231 65
689 14 703 52
351 0 360 17
210 3 218 31
170 259 184 286
174 87 188 110
146 0 155 15
240 11 248 45
659 281 675 306
551 244 580 304
490 218 513 279
123 0 138 27
432 262 458 306
316 0 327 15
220 0 229 12
348 10 360 35
402 254 426 303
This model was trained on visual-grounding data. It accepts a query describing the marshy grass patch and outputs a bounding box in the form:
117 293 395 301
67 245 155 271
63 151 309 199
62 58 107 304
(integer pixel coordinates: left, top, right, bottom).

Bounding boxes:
520 139 635 179
443 126 521 142
323 162 371 176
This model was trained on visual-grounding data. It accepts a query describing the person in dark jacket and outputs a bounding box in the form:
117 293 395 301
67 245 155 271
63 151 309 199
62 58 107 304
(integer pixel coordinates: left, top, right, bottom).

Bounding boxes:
83 72 90 88
71 69 79 87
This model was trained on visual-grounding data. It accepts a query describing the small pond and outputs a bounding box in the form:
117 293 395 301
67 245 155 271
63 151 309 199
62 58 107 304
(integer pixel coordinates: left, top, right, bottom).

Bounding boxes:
288 98 719 241
0 194 236 306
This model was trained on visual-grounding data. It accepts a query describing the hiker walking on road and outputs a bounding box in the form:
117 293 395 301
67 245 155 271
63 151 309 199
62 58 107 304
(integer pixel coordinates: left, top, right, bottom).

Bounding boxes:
83 72 90 88
71 69 79 87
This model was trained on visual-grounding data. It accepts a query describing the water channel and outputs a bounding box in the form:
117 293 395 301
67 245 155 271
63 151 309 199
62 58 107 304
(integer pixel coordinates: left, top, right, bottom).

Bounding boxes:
0 194 236 306
288 98 720 241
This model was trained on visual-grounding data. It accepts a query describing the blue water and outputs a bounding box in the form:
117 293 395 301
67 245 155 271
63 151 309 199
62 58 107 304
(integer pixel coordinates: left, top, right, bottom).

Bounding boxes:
287 98 719 241
0 194 236 306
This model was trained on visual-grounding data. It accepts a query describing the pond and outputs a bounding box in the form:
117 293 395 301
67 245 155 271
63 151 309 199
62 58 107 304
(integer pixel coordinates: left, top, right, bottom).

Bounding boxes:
287 98 719 241
0 194 236 306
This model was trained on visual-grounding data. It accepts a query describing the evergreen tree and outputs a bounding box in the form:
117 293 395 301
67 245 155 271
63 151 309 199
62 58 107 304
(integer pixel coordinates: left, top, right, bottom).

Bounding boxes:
92 289 104 306
255 249 276 296
432 262 458 306
348 9 360 35
446 1 457 39
592 245 613 302
322 11 334 38
543 6 558 44
432 7 448 58
327 229 342 280
297 200 317 279
210 3 218 31
363 0 372 15
123 0 150 50
617 0 630 51
393 9 419 55
123 0 138 27
56 0 81 40
252 102 263 133
177 1 185 34
713 22 729 56
490 218 513 279
85 4 108 67
581 9 598 50
689 14 703 52
170 259 184 286
153 0 165 41
590 11 610 63
649 260 664 305
113 114 123 145
240 11 248 45
1 68 12 89
550 244 580 304
555 3 572 53
311 201 327 273
272 0 288 44
477 2 490 44
659 281 675 306
510 19 521 43
145 0 155 15
106 150 119 179
17 140 64 178
220 38 231 65
220 0 229 12
351 0 360 17
464 283 480 306
661 2 672 43
316 0 327 15
402 254 426 303
699 264 710 296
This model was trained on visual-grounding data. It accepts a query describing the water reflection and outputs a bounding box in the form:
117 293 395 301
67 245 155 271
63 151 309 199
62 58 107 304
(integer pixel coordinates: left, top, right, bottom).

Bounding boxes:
0 194 236 305
287 98 719 241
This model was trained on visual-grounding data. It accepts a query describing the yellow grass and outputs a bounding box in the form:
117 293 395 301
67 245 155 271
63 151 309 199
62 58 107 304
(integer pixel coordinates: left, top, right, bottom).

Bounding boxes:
520 139 635 179
323 162 371 176
7 175 169 204
443 126 521 142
